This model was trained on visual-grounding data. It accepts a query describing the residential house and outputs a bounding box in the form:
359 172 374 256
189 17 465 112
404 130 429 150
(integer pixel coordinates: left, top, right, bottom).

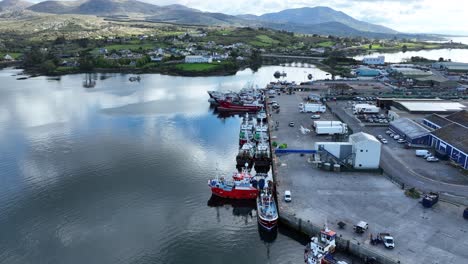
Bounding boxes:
3 54 14 61
185 55 212 64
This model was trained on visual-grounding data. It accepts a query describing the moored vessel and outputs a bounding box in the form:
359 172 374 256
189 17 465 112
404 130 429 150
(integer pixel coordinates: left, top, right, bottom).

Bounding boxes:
257 181 278 231
254 137 271 172
236 141 255 169
304 226 337 264
216 100 263 112
208 166 258 200
256 107 267 122
239 113 255 146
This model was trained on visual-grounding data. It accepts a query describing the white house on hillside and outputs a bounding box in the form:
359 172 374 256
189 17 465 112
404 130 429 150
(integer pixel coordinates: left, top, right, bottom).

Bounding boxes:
3 54 14 61
185 55 212 64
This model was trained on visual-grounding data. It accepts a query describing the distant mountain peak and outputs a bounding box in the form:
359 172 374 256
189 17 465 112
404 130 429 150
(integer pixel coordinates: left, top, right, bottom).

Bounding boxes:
0 0 32 11
254 6 397 34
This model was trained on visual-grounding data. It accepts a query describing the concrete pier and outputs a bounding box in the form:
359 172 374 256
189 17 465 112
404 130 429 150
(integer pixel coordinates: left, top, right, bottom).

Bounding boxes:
266 91 468 264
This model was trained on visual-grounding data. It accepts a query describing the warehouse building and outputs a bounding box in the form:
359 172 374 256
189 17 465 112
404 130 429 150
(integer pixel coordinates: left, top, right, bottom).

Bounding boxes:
423 110 468 129
349 132 382 169
315 132 382 170
389 118 431 145
445 110 468 127
422 110 468 170
431 123 468 169
432 62 468 73
423 114 453 129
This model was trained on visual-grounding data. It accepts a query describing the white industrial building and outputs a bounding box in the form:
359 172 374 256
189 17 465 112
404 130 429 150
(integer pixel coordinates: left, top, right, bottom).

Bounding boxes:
362 56 385 65
315 132 382 170
349 132 382 169
184 55 213 64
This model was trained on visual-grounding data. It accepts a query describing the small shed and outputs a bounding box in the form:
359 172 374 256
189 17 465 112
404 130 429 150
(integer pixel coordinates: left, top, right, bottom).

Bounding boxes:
389 118 431 145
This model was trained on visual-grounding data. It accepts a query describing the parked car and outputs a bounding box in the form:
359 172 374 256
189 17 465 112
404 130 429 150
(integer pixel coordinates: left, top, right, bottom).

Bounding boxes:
393 135 400 140
354 221 369 234
397 139 406 144
289 122 295 127
310 114 321 119
386 130 392 135
377 135 383 139
389 133 395 137
416 150 431 157
284 190 292 202
381 139 388 144
427 156 439 162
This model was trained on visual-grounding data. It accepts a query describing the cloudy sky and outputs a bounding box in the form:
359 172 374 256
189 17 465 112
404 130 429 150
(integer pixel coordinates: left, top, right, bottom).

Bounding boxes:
31 0 468 35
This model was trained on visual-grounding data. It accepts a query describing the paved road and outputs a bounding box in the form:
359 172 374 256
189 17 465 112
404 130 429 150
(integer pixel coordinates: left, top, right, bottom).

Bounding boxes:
326 101 468 200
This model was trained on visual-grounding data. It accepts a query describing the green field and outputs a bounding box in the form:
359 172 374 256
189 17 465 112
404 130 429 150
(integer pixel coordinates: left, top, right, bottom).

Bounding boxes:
0 52 22 59
316 41 335 48
103 43 156 51
250 35 280 47
174 63 221 72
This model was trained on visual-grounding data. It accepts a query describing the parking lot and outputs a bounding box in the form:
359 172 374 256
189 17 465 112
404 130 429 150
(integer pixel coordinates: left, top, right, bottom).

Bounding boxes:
268 92 468 264
326 99 468 194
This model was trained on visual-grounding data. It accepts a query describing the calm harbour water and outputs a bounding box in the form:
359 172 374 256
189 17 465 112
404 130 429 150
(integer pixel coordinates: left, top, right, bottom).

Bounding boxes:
354 48 468 63
0 65 331 264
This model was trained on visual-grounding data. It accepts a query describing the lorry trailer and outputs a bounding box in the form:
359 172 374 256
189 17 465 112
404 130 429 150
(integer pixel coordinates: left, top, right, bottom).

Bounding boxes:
299 103 326 113
315 124 348 135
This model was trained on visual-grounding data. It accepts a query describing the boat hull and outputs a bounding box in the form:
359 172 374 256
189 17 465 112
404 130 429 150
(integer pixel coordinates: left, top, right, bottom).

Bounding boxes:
210 187 258 200
217 101 262 112
258 215 278 231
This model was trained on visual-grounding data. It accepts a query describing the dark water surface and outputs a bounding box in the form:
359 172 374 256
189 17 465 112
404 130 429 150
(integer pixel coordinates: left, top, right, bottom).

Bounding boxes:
0 66 329 264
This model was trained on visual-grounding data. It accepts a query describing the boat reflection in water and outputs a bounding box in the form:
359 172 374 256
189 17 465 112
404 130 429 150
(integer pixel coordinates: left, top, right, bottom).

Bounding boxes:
207 195 256 217
258 223 278 242
82 73 97 88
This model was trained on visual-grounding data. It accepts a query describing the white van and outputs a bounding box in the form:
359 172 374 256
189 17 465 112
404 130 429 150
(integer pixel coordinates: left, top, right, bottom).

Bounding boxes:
415 150 430 157
284 190 292 202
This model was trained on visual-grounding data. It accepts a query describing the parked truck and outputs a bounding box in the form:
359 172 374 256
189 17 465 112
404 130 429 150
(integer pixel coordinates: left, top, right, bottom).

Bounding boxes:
353 104 380 114
315 124 348 135
370 233 395 249
299 103 326 113
379 233 395 249
313 121 343 128
422 192 439 208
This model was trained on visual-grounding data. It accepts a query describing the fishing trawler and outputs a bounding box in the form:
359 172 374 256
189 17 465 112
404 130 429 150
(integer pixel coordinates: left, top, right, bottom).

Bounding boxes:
216 99 263 112
208 165 258 200
304 226 337 264
257 182 278 231
254 137 271 170
239 113 255 146
236 141 255 169
254 120 269 143
256 107 267 122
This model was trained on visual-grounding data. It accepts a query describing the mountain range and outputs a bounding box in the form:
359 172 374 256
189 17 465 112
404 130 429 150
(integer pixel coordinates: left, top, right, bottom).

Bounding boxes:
0 0 405 37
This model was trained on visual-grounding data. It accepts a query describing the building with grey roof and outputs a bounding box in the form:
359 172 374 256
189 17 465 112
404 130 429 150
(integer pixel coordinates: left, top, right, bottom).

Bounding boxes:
431 123 468 170
422 114 453 129
445 110 468 127
389 118 431 145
